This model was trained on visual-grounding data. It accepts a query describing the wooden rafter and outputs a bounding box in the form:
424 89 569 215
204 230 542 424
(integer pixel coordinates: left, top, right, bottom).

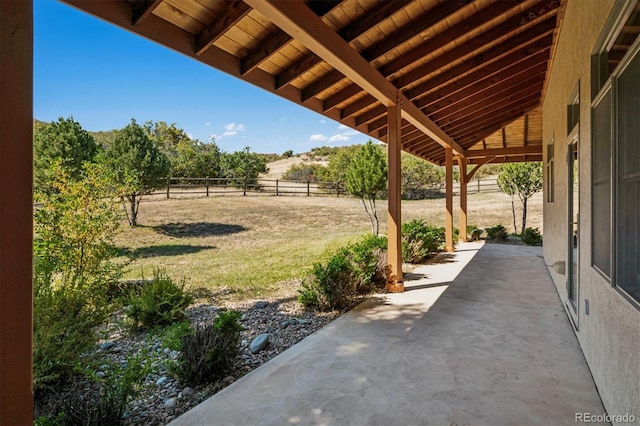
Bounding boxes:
304 1 471 98
274 0 411 89
245 0 465 156
195 1 251 56
132 0 163 26
240 1 341 75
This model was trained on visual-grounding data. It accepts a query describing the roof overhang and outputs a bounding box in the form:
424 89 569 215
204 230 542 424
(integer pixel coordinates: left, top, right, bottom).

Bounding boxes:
61 0 564 165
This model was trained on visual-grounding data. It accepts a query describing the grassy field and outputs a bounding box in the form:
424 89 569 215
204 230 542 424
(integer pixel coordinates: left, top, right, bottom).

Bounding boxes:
115 191 542 301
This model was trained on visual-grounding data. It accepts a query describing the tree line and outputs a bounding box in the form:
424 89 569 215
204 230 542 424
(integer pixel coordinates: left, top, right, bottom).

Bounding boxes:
34 117 269 226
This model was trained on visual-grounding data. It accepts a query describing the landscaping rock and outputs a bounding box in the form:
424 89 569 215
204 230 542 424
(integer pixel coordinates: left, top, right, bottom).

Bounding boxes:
250 333 270 354
182 387 195 397
156 376 168 386
163 397 177 409
255 301 269 309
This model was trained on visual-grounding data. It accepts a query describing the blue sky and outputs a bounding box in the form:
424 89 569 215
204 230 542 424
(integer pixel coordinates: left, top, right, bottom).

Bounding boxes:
34 0 372 154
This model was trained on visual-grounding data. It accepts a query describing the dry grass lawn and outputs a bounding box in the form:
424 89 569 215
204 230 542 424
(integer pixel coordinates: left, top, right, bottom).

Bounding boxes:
115 191 542 301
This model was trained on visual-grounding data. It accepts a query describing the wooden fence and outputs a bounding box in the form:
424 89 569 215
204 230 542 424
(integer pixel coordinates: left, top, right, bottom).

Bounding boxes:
151 176 500 199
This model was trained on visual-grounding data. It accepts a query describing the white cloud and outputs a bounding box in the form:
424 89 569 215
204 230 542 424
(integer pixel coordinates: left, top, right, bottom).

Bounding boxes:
223 131 237 137
337 124 349 130
309 134 328 142
319 119 326 124
186 133 194 139
224 122 246 132
328 134 350 143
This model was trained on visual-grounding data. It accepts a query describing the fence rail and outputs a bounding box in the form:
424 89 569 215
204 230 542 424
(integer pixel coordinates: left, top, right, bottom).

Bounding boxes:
150 176 500 199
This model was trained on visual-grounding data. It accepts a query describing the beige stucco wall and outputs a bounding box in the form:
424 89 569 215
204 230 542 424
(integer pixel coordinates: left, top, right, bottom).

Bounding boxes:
542 1 640 424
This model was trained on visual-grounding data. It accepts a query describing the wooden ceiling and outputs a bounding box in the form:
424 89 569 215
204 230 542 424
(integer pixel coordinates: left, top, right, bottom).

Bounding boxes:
62 0 563 165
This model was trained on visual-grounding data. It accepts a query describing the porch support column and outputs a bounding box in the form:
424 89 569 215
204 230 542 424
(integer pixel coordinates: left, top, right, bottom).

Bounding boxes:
445 147 455 252
0 1 34 423
387 103 403 291
457 156 468 242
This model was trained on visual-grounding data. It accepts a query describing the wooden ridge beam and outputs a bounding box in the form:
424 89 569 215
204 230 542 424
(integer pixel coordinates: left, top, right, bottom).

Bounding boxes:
195 1 251 56
274 0 411 89
240 1 341 75
245 0 464 156
468 154 542 164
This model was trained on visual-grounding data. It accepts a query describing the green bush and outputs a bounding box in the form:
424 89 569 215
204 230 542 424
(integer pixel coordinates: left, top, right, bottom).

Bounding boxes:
282 163 328 182
486 224 508 241
35 354 149 426
298 235 388 311
33 272 107 391
177 310 242 386
521 227 543 245
126 271 193 330
160 320 193 351
401 220 445 263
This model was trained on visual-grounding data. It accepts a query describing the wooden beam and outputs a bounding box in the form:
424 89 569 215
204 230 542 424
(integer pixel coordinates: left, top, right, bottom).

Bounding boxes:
466 156 497 181
407 32 554 103
276 0 420 92
245 0 464 156
380 0 519 77
275 0 410 89
195 1 251 56
466 146 543 158
416 54 550 112
393 12 558 90
342 95 378 119
387 104 403 289
457 156 468 242
0 1 33 423
240 0 341 75
132 0 162 26
445 147 455 252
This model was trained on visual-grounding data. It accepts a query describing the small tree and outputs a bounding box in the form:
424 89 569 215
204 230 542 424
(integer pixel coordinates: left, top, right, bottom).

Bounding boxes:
104 119 170 226
220 146 268 186
34 116 98 192
346 141 387 235
401 152 444 198
497 162 543 234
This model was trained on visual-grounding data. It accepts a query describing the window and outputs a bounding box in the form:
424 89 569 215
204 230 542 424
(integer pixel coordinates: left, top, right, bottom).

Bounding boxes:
546 138 555 203
591 0 640 305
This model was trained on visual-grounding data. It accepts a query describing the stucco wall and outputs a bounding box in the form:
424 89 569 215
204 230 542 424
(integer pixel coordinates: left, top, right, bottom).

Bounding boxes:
542 1 640 424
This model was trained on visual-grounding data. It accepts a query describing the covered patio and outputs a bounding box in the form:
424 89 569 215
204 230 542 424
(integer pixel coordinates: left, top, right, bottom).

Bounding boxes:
170 242 606 425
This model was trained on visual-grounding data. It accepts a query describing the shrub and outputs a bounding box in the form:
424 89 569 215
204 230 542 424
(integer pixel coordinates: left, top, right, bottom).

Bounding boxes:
401 220 445 263
521 227 543 245
160 320 193 351
282 163 328 182
299 235 388 311
126 271 193 330
35 354 149 426
177 310 242 386
486 224 508 241
33 274 106 391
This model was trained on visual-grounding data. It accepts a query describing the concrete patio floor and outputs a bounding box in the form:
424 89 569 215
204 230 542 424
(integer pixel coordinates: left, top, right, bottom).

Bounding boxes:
171 242 607 426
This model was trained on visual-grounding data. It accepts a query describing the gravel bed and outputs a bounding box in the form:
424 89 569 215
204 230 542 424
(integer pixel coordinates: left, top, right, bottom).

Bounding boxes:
65 296 341 425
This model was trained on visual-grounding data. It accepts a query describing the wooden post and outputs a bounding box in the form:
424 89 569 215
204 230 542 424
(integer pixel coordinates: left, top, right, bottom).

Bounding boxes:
276 179 279 196
243 177 247 196
457 157 468 242
0 1 34 422
477 179 481 193
445 147 455 252
387 103 403 291
307 180 310 196
206 176 209 197
166 176 170 199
